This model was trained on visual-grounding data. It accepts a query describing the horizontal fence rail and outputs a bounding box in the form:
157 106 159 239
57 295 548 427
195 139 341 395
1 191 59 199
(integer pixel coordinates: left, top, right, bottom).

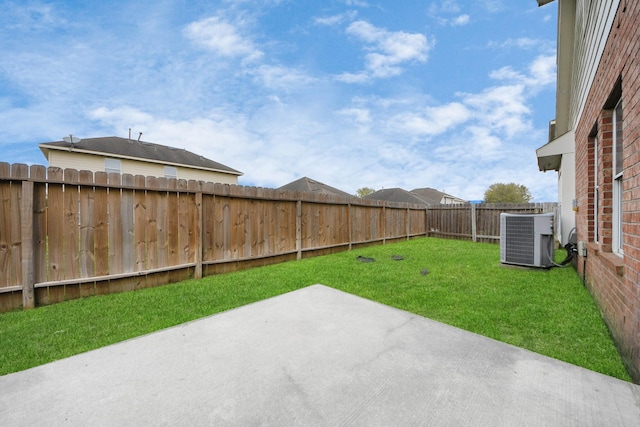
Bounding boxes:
0 162 556 311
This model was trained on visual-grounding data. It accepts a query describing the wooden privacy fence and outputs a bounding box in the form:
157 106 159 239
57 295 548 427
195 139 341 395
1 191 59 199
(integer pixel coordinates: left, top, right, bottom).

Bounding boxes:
0 163 427 311
0 162 557 311
426 202 557 243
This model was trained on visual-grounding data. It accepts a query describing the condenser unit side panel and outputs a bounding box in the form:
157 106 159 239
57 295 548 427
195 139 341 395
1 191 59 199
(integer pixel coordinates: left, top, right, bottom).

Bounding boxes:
534 213 556 267
537 234 555 267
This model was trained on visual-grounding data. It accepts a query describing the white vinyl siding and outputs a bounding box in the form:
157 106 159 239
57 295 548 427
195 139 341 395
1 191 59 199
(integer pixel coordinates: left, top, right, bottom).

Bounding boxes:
568 0 620 131
46 150 105 172
43 147 240 185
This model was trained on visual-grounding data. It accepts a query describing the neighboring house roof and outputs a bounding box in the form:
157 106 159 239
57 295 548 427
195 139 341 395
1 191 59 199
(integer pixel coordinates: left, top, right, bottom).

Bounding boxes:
410 187 466 205
39 136 243 176
364 188 427 205
277 177 352 198
365 187 466 205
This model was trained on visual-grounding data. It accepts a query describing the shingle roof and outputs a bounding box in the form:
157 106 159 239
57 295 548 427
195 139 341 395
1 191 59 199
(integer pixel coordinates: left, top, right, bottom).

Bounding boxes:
364 188 428 205
364 187 466 205
411 187 466 204
277 177 352 198
39 136 242 175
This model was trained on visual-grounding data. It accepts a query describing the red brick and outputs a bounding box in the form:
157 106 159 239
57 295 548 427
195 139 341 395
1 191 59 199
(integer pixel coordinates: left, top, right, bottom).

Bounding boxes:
574 1 640 381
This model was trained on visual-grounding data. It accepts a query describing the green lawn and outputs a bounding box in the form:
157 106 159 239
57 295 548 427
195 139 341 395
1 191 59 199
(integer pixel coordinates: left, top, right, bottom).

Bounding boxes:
0 237 631 381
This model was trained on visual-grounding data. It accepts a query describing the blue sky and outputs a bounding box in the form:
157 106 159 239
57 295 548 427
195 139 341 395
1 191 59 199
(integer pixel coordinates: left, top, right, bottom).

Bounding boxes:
0 0 558 201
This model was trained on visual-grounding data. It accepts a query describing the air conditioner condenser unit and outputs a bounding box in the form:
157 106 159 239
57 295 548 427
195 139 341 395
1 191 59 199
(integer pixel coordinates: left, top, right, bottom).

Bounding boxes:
500 212 555 268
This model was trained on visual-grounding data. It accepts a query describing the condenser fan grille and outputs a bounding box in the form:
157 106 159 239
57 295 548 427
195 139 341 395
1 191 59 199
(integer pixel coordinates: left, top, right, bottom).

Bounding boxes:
503 216 535 265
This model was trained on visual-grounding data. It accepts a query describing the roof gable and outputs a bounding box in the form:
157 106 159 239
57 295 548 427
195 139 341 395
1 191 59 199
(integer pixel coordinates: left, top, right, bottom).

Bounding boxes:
278 177 352 198
364 188 427 205
411 187 465 204
410 188 446 205
39 136 242 175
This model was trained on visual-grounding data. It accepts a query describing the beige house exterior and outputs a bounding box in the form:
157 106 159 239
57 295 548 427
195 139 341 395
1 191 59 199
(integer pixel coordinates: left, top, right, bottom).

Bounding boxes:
39 136 242 184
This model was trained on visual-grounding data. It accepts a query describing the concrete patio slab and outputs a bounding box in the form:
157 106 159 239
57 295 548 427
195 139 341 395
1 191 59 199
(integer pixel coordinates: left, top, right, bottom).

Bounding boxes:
1 284 639 426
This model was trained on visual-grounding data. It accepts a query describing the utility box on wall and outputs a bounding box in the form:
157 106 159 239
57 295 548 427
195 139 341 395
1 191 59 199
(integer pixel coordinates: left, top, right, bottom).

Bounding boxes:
500 213 555 268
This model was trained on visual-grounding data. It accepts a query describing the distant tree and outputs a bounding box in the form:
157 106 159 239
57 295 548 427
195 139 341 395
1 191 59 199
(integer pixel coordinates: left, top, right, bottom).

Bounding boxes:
484 183 532 203
356 187 376 198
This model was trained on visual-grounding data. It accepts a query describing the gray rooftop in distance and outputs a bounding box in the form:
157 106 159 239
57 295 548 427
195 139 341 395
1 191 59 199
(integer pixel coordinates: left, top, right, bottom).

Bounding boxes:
1 285 639 426
364 187 428 205
278 176 352 197
365 187 466 205
39 136 242 175
410 187 450 204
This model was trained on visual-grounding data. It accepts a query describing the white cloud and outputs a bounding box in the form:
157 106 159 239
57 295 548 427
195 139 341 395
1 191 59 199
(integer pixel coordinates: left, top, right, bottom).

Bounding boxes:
429 0 461 14
528 54 556 86
184 16 263 63
334 71 371 84
489 37 544 50
344 0 369 7
489 54 556 92
451 14 470 26
490 66 525 81
461 84 531 138
337 107 371 124
482 0 504 13
315 11 358 26
389 102 471 137
90 107 154 126
250 65 319 91
0 2 62 31
339 20 431 81
88 105 258 172
428 1 471 27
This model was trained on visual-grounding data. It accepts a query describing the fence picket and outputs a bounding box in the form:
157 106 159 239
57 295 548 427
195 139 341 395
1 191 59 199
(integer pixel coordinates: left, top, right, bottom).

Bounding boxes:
156 178 168 270
108 173 123 276
0 167 11 288
32 165 47 285
94 172 109 276
134 175 147 272
146 176 159 271
121 174 135 274
78 170 95 290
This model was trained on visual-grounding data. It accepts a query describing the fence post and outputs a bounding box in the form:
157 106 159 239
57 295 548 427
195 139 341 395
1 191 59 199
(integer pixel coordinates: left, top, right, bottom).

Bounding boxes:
382 205 386 244
347 203 352 250
296 200 302 260
425 207 429 237
20 175 35 309
471 203 477 243
194 191 203 279
406 207 410 240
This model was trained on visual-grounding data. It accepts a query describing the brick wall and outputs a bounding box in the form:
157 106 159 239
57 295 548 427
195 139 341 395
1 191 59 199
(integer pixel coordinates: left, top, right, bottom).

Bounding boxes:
575 1 640 383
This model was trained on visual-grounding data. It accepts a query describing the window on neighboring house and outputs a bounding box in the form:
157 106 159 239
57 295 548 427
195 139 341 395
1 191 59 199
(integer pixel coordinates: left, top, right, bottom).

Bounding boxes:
105 158 121 174
612 99 623 255
164 166 177 179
